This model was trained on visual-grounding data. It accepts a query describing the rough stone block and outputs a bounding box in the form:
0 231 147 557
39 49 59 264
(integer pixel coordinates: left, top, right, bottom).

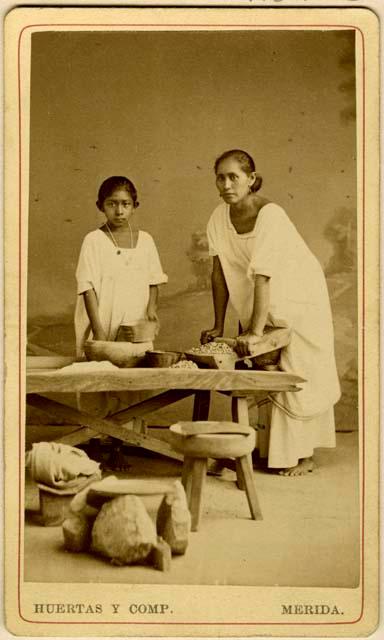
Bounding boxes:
91 495 157 565
156 481 190 555
62 514 93 552
151 536 172 572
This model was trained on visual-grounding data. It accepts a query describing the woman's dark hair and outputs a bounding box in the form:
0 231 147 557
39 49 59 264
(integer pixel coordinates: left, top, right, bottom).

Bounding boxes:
97 176 139 208
214 149 263 192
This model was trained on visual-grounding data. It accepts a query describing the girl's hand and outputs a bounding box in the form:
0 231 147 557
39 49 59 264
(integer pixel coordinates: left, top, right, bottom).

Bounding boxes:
200 327 223 345
120 320 159 342
147 308 159 323
235 332 264 357
146 309 160 337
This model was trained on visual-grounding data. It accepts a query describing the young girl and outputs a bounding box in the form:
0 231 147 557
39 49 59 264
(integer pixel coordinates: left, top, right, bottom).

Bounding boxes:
75 176 168 356
74 176 167 470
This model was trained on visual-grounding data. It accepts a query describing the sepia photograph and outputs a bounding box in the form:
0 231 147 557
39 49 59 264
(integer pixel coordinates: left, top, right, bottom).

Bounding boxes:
3 4 379 637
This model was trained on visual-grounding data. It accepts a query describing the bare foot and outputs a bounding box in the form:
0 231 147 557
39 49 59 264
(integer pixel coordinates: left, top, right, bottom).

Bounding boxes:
278 457 315 476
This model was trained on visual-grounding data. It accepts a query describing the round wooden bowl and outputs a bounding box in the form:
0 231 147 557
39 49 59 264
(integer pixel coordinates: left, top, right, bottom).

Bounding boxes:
84 341 146 368
251 348 281 368
145 350 182 368
116 321 157 343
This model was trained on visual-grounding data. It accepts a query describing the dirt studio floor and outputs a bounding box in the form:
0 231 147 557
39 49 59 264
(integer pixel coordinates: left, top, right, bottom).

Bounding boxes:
24 429 359 587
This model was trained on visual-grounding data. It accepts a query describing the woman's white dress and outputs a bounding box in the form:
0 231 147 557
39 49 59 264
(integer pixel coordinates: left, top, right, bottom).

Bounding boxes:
207 202 340 468
75 229 168 356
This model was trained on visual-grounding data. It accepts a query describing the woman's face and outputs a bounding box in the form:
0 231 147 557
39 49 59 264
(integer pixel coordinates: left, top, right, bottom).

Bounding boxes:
100 188 135 228
215 158 255 205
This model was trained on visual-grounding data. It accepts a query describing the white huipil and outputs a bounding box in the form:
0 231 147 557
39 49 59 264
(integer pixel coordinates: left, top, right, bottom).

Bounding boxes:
75 229 168 356
74 228 168 417
207 202 340 468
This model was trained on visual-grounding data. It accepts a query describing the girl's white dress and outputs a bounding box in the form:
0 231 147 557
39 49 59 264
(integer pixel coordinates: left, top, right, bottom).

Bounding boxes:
75 229 168 356
207 202 341 468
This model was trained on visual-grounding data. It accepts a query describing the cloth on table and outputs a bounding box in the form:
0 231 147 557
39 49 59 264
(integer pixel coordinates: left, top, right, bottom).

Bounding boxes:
26 442 102 492
56 360 120 374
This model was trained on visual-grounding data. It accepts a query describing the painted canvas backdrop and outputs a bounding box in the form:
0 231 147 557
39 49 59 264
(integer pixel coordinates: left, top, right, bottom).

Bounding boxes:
27 29 357 428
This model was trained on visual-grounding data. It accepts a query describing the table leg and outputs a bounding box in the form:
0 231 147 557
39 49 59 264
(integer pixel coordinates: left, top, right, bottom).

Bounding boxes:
192 391 211 421
36 426 97 447
27 394 184 461
232 395 257 452
231 396 253 425
113 390 195 424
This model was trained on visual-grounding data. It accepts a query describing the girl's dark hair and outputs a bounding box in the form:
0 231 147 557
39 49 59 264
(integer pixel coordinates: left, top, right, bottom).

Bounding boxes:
97 176 139 208
214 149 263 192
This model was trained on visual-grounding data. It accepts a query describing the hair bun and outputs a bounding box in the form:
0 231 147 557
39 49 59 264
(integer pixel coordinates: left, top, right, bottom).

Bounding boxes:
252 174 263 193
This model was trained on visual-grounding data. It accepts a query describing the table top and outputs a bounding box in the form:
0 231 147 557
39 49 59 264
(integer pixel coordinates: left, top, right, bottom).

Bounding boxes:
26 356 305 394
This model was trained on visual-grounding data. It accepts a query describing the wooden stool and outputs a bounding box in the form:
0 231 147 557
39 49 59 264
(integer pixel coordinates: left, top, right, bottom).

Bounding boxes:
169 421 263 531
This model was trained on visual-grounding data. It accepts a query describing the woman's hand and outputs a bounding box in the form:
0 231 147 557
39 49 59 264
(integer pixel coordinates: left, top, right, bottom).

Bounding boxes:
235 331 264 357
200 327 223 345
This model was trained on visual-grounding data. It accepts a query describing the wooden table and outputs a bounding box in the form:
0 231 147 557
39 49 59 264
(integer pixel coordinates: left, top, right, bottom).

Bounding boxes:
26 357 305 462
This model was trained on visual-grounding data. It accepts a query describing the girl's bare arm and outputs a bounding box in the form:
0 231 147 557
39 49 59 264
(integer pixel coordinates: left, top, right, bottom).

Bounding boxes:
82 289 107 340
147 285 159 322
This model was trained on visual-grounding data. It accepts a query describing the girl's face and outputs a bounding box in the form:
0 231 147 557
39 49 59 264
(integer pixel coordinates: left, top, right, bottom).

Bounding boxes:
215 157 255 205
100 188 135 227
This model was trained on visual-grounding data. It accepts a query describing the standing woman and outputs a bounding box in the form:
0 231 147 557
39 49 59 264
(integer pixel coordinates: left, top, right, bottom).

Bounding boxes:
201 149 340 476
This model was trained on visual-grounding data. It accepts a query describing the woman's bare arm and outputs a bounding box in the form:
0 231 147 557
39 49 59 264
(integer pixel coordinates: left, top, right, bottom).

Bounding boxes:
236 274 270 356
249 274 270 335
200 256 229 343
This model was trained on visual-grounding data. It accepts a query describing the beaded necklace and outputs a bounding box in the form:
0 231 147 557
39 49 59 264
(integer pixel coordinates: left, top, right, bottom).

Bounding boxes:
105 222 135 265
